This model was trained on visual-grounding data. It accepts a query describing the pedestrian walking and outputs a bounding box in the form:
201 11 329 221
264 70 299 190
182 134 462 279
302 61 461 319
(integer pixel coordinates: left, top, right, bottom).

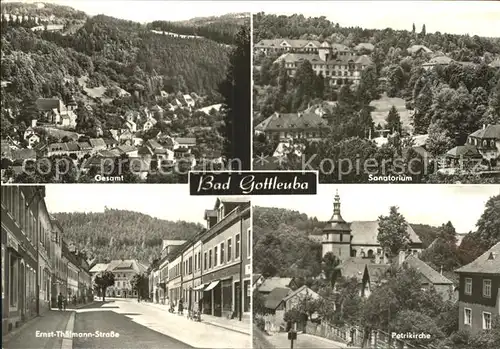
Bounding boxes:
178 298 184 315
57 293 63 311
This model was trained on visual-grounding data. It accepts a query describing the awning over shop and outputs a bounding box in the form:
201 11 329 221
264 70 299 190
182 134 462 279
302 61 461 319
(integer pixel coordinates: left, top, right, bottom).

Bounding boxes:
204 280 220 291
193 284 206 291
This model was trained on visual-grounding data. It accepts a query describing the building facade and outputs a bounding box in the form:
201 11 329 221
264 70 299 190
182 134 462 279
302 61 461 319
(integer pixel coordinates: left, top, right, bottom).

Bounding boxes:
200 198 251 319
1 186 92 335
149 198 251 322
456 242 500 334
1 186 42 333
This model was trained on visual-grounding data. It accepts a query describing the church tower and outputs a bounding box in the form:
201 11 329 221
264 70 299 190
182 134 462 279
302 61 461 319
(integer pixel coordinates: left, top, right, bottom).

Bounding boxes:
322 190 352 261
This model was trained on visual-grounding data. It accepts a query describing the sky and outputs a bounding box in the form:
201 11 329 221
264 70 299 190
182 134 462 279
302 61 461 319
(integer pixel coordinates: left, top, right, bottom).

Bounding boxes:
44 184 224 225
252 184 500 235
8 1 500 37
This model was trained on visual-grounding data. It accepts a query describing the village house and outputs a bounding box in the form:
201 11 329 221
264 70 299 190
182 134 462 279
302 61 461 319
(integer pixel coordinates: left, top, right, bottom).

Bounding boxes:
183 94 196 108
257 277 298 296
255 111 329 142
35 97 77 129
456 242 500 334
407 45 433 55
422 55 454 70
143 117 157 132
444 124 500 170
88 138 107 151
173 137 197 150
110 145 138 158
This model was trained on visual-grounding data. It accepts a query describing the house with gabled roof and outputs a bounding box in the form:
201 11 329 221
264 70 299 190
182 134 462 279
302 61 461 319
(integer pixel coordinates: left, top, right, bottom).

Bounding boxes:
89 138 107 151
257 277 297 295
456 242 500 334
255 111 329 142
407 45 433 55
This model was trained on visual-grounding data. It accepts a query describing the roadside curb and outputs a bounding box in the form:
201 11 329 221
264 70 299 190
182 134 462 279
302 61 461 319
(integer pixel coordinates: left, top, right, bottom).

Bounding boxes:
60 312 75 349
141 302 250 336
201 320 251 336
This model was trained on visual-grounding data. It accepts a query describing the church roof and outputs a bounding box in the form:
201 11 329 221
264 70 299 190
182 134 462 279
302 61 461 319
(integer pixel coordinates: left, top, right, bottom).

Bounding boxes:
350 221 421 246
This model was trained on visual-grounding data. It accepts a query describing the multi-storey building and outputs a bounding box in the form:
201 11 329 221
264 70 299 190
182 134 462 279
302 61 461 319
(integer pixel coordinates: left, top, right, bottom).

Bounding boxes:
200 198 251 319
254 38 323 55
1 186 43 333
104 260 148 298
37 197 53 314
254 111 329 142
149 198 252 322
456 242 500 334
274 50 373 85
63 242 79 302
168 251 183 304
50 216 65 305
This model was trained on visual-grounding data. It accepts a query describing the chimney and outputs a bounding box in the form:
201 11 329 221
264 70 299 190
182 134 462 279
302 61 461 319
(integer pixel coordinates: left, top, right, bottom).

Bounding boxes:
31 119 37 128
483 124 486 130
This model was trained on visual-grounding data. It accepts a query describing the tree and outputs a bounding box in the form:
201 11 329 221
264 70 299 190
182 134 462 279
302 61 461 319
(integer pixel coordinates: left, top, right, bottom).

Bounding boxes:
391 310 444 346
218 25 250 170
412 23 416 34
130 273 149 301
322 252 340 286
386 106 402 134
94 271 115 301
475 194 500 250
426 122 454 157
377 206 411 258
421 24 426 37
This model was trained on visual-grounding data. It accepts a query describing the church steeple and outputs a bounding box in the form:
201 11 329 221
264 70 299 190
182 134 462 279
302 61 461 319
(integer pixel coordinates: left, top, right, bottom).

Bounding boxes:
330 189 345 223
322 189 352 260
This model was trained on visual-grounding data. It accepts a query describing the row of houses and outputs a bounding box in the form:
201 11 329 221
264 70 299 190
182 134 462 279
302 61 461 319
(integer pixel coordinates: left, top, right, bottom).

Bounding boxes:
148 198 251 321
1 186 92 335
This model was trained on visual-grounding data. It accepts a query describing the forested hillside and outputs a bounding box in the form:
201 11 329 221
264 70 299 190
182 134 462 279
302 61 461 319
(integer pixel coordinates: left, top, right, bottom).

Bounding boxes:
1 3 233 139
148 13 248 45
53 208 203 263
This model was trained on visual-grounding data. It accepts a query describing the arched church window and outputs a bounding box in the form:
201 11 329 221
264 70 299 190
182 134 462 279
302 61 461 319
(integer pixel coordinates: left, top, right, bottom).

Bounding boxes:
368 250 374 258
352 249 357 257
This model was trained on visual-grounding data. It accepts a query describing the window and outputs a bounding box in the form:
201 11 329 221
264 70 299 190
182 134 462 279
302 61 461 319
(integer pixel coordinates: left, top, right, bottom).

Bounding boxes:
465 278 472 295
483 312 492 330
209 250 212 269
9 254 18 307
188 256 192 274
198 252 201 270
247 228 252 258
464 308 472 325
220 242 225 264
204 252 207 270
483 279 491 298
214 246 218 267
227 238 232 261
235 234 240 259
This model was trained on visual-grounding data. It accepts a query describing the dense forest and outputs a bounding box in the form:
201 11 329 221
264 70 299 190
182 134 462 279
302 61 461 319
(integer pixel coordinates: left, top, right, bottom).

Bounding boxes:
53 208 203 264
253 194 500 279
253 13 500 183
148 13 248 45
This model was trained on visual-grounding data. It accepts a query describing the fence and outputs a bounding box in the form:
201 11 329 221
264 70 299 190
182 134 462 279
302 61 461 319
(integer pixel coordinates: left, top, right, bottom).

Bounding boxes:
306 322 426 349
